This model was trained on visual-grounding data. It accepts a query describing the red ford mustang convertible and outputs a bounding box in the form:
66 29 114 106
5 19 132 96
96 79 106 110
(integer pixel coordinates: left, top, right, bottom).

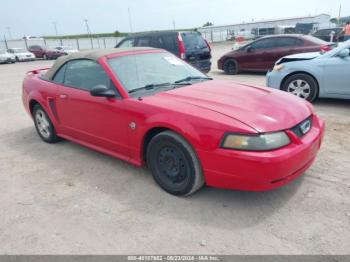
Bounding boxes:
22 47 325 196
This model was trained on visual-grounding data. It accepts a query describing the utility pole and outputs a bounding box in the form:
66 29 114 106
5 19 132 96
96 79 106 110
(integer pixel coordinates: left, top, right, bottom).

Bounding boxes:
84 19 94 49
128 8 133 33
173 19 176 31
338 4 342 25
52 22 63 46
3 35 8 49
52 22 58 36
6 27 12 40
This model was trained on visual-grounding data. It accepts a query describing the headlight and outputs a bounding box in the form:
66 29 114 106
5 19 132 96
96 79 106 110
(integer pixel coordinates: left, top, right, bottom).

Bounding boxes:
222 132 290 151
273 64 284 71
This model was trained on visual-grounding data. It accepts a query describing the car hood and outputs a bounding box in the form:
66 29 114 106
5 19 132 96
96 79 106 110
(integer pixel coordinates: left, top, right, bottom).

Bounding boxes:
278 52 321 64
155 80 312 133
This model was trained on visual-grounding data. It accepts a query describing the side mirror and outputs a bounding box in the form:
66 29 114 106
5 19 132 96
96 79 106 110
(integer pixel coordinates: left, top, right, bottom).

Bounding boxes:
90 85 116 98
246 46 253 53
338 49 350 58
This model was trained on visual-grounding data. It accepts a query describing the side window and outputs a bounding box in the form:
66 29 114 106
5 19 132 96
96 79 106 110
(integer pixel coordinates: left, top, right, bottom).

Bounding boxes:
118 39 135 48
251 39 275 50
161 35 179 54
275 38 303 48
52 64 67 84
136 37 151 47
64 60 111 91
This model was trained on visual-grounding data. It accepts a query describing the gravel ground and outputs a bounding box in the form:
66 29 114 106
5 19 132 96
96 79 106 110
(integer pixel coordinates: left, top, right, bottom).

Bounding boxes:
0 42 349 255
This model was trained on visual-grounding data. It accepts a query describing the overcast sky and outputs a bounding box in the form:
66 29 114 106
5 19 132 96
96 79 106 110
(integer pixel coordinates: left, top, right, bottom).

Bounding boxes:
1 0 349 38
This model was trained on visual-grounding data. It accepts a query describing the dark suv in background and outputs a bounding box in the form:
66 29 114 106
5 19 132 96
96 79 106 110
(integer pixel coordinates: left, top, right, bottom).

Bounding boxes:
312 27 345 42
116 31 212 73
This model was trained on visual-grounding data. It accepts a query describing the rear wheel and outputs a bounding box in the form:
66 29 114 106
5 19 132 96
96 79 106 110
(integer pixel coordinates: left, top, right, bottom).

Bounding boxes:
282 73 318 102
33 104 60 143
223 59 238 75
147 131 205 196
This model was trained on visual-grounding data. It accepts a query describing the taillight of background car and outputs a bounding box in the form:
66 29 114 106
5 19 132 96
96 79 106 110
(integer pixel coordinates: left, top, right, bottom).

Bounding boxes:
177 33 186 60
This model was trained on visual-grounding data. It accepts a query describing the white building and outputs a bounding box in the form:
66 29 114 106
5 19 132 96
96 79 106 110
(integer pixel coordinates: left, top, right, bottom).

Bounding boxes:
198 14 334 42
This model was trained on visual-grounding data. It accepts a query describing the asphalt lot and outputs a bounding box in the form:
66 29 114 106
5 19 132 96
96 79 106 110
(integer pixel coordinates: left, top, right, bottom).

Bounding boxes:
0 42 349 254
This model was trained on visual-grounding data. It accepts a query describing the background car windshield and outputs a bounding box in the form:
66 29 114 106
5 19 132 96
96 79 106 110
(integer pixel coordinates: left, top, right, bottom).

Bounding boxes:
108 52 206 92
181 32 207 50
13 49 26 53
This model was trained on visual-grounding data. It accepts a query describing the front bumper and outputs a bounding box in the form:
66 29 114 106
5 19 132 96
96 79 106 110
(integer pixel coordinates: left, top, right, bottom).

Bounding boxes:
18 56 35 61
189 59 212 73
198 115 325 191
266 70 287 90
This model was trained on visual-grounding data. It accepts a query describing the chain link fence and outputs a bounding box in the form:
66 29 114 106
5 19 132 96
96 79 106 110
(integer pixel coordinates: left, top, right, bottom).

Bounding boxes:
0 37 125 51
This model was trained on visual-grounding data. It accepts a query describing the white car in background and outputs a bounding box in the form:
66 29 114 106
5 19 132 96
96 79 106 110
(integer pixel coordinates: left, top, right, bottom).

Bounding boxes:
7 48 35 62
0 50 16 64
55 46 79 55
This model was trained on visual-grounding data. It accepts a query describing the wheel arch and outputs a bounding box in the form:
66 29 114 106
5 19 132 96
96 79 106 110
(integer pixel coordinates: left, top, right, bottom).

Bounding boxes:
29 99 40 116
141 124 200 165
281 71 320 97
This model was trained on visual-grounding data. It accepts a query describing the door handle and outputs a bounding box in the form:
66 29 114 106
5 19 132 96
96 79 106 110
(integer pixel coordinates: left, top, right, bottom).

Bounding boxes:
59 94 68 99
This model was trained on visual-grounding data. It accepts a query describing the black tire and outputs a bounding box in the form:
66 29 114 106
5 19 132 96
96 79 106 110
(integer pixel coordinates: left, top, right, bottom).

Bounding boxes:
223 59 238 75
32 104 60 143
147 131 205 196
15 56 19 62
282 73 318 102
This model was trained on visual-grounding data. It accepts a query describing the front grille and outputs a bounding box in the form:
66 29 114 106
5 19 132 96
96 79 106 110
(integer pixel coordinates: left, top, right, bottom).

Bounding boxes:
291 116 313 138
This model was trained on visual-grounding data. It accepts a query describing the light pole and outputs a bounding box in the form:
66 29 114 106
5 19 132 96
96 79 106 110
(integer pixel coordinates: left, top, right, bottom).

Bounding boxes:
52 22 58 36
6 27 12 40
84 19 94 49
128 8 133 33
52 22 63 45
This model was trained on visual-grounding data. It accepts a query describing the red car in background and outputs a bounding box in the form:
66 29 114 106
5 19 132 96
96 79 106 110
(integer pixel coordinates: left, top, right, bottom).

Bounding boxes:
28 45 65 60
22 48 325 196
218 34 333 74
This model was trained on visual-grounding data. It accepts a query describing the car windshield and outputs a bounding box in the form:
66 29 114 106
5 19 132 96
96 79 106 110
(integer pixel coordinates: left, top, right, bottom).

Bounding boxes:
13 49 26 53
108 52 208 94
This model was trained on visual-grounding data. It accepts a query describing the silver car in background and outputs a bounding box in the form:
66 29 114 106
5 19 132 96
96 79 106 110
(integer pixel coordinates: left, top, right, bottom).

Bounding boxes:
0 50 16 64
267 40 350 101
7 48 36 62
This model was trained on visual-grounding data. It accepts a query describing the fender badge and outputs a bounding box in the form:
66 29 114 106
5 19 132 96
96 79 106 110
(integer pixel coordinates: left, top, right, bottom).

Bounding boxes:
129 122 136 130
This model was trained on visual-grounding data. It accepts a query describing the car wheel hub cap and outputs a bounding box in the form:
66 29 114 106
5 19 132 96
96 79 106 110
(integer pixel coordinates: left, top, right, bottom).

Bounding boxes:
158 146 186 183
288 80 311 99
35 110 50 138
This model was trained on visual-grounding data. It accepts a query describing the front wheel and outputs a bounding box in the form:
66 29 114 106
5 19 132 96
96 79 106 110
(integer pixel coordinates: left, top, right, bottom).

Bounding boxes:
223 59 238 75
147 131 205 196
33 104 61 143
282 74 318 102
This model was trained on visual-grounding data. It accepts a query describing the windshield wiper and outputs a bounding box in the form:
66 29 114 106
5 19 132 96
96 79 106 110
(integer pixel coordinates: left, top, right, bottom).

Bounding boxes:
128 82 171 94
174 76 213 84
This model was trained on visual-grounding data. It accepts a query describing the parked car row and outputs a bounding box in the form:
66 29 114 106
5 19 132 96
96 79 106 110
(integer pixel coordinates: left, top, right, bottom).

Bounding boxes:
0 45 79 64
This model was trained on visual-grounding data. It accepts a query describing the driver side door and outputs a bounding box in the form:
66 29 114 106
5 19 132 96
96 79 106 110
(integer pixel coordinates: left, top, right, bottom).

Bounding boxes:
322 49 350 95
53 59 130 157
